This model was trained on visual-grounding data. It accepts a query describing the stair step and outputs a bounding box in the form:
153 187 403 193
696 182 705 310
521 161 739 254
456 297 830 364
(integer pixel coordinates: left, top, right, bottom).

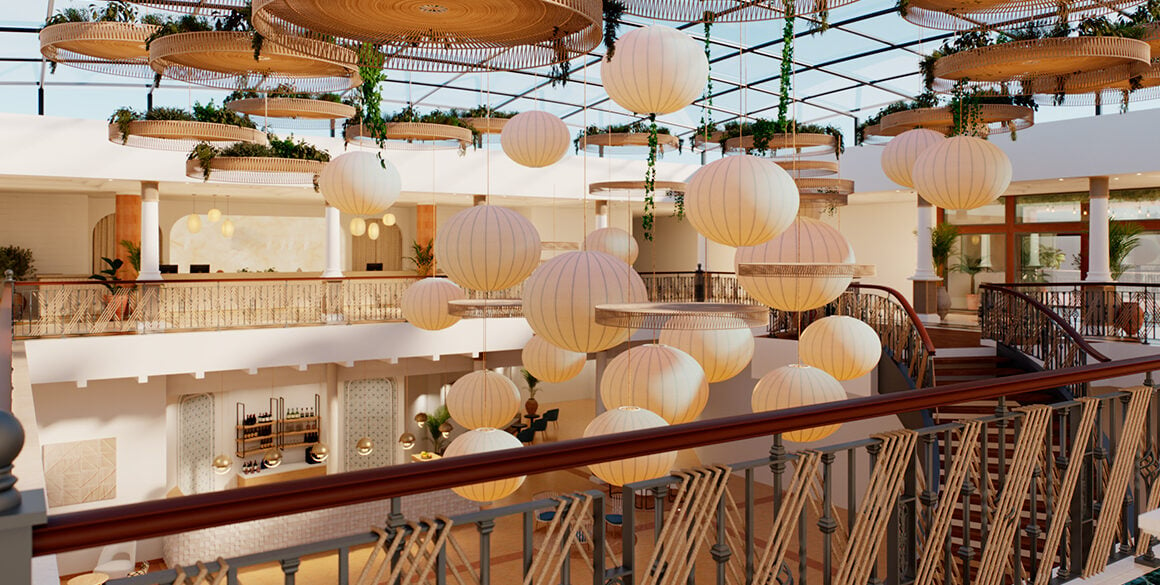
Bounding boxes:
935 367 1026 377
934 356 1011 365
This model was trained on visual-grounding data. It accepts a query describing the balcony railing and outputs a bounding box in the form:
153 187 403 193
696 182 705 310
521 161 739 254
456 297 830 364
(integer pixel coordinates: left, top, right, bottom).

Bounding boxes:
997 282 1160 344
16 355 1160 585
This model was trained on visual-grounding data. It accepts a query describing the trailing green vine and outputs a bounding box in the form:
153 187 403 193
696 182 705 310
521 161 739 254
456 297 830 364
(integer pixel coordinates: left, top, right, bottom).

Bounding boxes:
353 43 388 155
188 135 331 181
778 0 796 126
810 0 830 34
641 114 658 240
548 34 571 87
698 13 716 148
225 85 343 103
603 0 626 60
948 79 984 137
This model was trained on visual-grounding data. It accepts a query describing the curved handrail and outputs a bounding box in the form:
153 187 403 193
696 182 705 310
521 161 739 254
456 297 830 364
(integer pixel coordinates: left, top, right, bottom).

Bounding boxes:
849 282 937 356
31 354 1160 556
14 274 425 286
996 281 1160 289
980 283 1111 362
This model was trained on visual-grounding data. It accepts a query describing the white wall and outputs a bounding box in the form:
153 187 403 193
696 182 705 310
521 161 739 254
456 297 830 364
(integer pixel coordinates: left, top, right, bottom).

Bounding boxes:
0 192 91 276
835 198 920 302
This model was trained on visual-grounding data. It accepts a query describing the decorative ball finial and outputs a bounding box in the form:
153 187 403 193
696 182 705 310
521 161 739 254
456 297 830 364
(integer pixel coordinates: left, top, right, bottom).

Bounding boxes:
0 410 26 512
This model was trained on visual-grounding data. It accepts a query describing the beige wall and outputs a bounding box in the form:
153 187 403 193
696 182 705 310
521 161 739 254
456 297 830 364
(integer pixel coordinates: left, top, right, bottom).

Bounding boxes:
0 192 92 276
835 200 918 302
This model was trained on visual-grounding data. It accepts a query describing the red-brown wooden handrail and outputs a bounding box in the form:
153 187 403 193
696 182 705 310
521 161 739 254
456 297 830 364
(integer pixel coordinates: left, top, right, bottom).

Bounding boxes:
848 282 937 356
13 274 425 286
996 281 1160 289
980 283 1112 362
31 354 1160 556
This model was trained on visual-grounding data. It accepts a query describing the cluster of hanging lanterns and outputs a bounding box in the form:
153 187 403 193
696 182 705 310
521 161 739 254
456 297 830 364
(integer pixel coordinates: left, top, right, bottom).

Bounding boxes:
883 128 1013 210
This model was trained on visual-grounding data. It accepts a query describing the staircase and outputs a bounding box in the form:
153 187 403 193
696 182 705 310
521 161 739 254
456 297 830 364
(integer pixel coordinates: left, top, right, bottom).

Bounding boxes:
929 346 1065 425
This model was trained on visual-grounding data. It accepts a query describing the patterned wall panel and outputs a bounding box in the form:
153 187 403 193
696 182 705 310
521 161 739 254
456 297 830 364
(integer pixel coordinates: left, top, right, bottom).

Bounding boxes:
178 394 214 495
344 378 398 471
43 437 116 507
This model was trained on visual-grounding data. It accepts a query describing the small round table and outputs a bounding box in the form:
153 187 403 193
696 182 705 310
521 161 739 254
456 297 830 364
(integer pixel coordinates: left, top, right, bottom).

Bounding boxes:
525 413 541 425
67 573 110 585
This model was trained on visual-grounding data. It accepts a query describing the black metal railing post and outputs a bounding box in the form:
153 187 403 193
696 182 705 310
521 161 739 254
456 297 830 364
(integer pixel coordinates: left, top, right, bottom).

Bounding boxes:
819 452 837 585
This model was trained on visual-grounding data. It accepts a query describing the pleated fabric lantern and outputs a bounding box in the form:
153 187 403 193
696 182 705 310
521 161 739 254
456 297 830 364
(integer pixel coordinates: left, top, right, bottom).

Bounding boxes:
734 217 854 311
658 317 755 383
443 428 526 502
367 222 381 240
602 25 708 115
187 214 202 234
799 316 882 381
501 110 570 168
751 364 847 443
881 129 945 189
911 136 1013 211
207 208 222 223
435 206 542 292
600 344 709 424
220 219 235 239
319 151 401 215
522 250 648 353
350 217 367 236
585 227 639 265
401 277 466 331
584 406 677 486
685 155 800 248
522 335 587 383
446 371 521 430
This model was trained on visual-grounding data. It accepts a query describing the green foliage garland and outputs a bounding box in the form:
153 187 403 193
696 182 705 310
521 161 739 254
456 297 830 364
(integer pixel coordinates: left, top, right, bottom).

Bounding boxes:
698 14 715 148
641 114 659 240
948 79 983 137
603 0 627 59
778 0 795 126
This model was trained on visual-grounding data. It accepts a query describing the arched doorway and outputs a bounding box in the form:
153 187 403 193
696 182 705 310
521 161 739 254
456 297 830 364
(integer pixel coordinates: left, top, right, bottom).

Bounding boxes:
92 213 164 273
351 221 403 271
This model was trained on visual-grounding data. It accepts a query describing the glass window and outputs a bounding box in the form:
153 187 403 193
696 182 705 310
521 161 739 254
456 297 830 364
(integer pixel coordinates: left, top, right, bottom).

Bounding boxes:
944 200 1005 225
1118 232 1160 283
947 234 1006 310
1015 233 1081 283
1015 194 1084 223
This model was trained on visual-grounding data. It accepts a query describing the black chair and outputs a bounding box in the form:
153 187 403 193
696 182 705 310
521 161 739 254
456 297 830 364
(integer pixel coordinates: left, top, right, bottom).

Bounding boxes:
541 408 559 433
531 418 548 435
517 428 536 444
366 263 383 271
190 264 210 274
159 264 177 274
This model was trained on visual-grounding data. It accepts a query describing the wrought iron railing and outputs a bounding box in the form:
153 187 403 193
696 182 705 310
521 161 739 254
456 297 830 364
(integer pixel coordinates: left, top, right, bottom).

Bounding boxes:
767 284 938 389
640 271 755 304
20 356 1160 585
997 282 1160 344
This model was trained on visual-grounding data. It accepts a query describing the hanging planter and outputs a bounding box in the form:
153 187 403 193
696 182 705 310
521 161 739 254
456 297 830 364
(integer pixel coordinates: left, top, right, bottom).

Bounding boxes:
777 159 840 177
874 104 1035 138
225 93 355 121
574 123 682 153
345 119 475 152
614 0 848 21
108 103 267 150
40 21 159 77
186 137 330 185
901 0 1146 31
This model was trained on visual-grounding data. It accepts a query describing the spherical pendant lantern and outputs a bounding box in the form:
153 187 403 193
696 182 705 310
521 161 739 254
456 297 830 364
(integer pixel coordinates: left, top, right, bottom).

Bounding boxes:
444 428 526 502
435 206 542 292
601 25 708 115
911 136 1013 211
600 344 709 424
685 155 800 248
658 317 755 383
220 218 235 239
401 277 466 331
751 364 847 443
501 110 570 168
350 217 367 236
446 371 521 430
383 212 397 226
207 208 222 223
522 250 648 353
799 316 882 381
522 335 587 383
734 217 854 312
211 454 232 475
319 151 401 215
187 214 202 234
585 227 639 265
881 129 945 189
367 221 381 240
584 406 676 486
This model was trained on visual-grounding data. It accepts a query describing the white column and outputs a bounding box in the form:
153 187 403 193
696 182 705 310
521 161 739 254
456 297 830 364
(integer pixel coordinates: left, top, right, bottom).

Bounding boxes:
1027 233 1041 267
595 200 609 230
912 197 938 280
979 234 992 268
697 234 709 271
138 181 163 281
1087 177 1113 282
322 206 344 279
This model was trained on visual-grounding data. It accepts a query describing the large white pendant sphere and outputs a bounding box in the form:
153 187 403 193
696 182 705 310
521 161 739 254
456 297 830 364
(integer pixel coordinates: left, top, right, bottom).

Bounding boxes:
187 214 202 234
522 335 587 383
446 371 521 430
751 364 846 443
685 155 800 248
734 217 854 312
443 428 526 502
658 317 755 383
601 25 708 115
501 110 570 168
435 206 542 292
319 151 402 216
522 250 648 353
881 129 945 189
400 277 466 331
584 406 676 486
799 316 882 381
600 344 709 424
584 227 639 265
912 135 1013 210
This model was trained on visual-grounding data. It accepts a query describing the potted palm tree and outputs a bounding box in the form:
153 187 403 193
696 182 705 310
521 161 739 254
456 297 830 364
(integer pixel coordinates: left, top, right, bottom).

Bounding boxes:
952 255 992 311
521 368 542 416
1110 221 1145 335
930 224 959 321
408 240 434 277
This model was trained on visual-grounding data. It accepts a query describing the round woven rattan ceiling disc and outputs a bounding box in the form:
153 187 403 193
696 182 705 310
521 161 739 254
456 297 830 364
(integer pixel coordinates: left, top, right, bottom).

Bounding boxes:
39 22 158 78
578 133 682 154
447 299 524 318
902 0 1149 31
149 31 360 92
724 133 838 157
226 97 356 120
185 157 326 185
344 122 474 151
108 120 268 151
931 37 1151 92
1026 60 1160 106
618 0 858 21
594 303 769 330
465 117 509 134
777 159 839 177
875 104 1034 136
588 181 688 194
738 263 877 278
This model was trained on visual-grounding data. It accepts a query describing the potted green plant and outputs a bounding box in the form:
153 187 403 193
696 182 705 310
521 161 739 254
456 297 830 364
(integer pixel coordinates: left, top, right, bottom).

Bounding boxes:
420 405 452 455
90 257 131 319
408 240 435 277
930 223 959 321
952 255 993 311
1110 221 1145 334
0 245 36 318
521 368 542 416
